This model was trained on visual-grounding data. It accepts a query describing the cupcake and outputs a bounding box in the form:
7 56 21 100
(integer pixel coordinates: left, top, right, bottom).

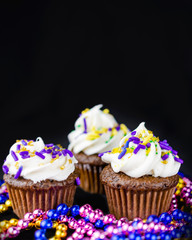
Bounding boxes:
68 104 129 194
2 137 79 218
100 122 182 220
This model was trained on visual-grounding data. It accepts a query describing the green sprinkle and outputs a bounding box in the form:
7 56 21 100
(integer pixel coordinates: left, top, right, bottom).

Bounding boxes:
77 125 81 128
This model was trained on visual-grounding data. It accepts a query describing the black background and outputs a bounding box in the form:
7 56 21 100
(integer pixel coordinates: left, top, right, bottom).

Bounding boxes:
0 0 192 179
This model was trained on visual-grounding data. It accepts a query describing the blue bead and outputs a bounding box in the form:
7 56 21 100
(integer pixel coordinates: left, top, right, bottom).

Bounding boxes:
40 219 53 229
146 214 159 223
129 233 141 240
70 205 80 217
0 195 8 204
183 212 192 223
160 232 171 240
111 236 120 240
172 209 183 220
171 229 182 238
95 219 104 228
132 220 140 229
84 215 90 222
34 229 46 239
159 212 172 224
46 209 59 220
56 203 69 215
145 232 157 240
94 219 104 228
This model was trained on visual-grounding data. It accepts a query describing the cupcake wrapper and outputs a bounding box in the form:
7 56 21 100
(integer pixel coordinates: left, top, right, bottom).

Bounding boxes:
104 184 176 220
77 163 105 194
6 183 76 219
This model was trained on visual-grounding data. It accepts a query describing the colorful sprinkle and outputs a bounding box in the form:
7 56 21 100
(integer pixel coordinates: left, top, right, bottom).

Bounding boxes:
131 131 136 135
21 140 27 146
162 154 169 160
75 177 81 186
133 144 146 154
83 118 87 133
16 144 21 151
2 165 9 174
62 149 73 158
14 166 23 179
11 150 18 161
35 151 45 159
174 157 184 164
118 148 127 159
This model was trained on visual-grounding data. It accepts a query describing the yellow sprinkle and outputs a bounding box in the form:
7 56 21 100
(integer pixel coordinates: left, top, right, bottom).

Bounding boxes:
81 108 89 114
120 124 128 134
111 147 121 154
27 140 34 146
86 132 100 140
148 130 153 135
103 108 109 114
146 148 151 156
161 160 168 164
60 165 65 170
143 134 153 145
57 144 63 148
111 128 118 136
15 162 19 170
68 159 72 164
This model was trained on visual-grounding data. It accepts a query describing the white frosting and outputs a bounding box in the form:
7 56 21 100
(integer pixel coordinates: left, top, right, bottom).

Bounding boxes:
68 104 129 155
101 122 181 178
3 137 78 183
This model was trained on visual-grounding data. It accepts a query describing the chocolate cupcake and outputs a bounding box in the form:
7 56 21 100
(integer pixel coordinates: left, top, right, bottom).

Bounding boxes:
100 122 183 220
2 137 79 218
68 104 129 194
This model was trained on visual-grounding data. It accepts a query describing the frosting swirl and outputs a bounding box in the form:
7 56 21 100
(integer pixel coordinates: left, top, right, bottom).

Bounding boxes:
2 137 78 183
68 104 129 155
100 122 182 178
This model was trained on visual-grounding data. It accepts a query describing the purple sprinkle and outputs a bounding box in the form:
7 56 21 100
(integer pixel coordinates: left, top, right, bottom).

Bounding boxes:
14 166 23 179
162 154 169 160
171 149 178 155
116 125 120 131
108 128 112 131
19 151 29 156
98 151 111 157
129 136 140 144
35 151 45 159
21 140 27 146
83 118 87 133
75 177 81 186
62 149 73 158
2 165 9 174
46 143 54 147
11 150 18 161
118 148 127 159
146 142 151 148
131 131 136 135
159 142 172 151
133 144 146 154
45 149 52 154
19 151 30 159
16 144 21 151
174 157 184 164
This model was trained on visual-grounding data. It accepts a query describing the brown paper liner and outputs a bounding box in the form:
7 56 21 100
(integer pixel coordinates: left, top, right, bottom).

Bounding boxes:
6 183 77 219
77 163 105 194
103 184 176 220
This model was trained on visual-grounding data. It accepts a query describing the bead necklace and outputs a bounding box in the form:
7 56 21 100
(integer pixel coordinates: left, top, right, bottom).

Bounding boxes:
0 173 191 240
